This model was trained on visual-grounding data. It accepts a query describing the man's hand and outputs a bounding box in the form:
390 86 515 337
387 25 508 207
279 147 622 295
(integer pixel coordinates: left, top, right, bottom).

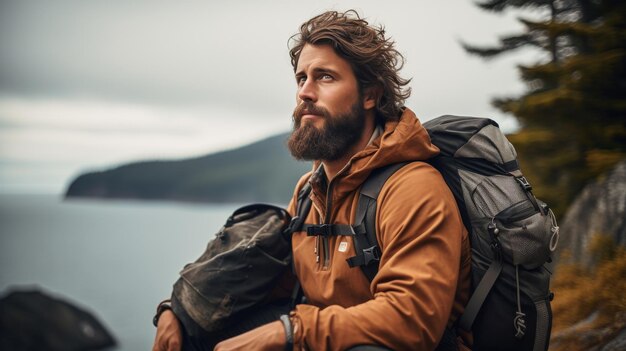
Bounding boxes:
152 310 183 351
214 320 286 351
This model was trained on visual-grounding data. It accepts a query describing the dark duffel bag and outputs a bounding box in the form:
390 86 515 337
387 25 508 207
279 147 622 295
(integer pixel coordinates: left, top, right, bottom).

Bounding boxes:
171 204 292 334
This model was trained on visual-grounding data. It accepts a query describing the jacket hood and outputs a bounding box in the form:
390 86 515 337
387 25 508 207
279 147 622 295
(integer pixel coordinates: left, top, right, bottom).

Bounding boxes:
315 107 439 202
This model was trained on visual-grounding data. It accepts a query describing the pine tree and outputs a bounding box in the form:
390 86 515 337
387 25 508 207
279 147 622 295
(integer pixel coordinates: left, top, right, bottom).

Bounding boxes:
463 0 626 217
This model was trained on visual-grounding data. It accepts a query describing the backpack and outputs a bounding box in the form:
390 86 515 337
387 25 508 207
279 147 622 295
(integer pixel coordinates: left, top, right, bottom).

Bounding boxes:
171 204 293 334
295 115 560 351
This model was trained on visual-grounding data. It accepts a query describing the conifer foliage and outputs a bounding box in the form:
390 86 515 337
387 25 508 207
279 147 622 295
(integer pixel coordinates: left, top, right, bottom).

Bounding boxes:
463 0 626 217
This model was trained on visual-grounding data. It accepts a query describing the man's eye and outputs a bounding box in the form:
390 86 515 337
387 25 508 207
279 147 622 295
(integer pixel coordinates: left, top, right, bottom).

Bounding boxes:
320 74 333 80
297 76 306 85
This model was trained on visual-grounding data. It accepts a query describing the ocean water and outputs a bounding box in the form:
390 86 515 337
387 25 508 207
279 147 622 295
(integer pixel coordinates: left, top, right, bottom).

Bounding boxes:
0 194 247 350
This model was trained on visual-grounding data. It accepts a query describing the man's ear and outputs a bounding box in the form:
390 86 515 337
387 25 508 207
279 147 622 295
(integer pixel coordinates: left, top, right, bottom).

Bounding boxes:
362 86 381 110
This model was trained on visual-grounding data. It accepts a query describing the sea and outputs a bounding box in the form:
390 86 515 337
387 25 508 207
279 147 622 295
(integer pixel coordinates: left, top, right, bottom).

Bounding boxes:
0 193 253 350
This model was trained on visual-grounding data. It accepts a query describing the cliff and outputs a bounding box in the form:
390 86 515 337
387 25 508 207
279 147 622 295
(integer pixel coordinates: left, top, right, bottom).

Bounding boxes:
557 160 626 267
64 133 312 204
550 160 626 351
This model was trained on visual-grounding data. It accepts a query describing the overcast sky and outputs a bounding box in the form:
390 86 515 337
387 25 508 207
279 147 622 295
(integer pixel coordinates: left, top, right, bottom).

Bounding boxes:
0 0 544 194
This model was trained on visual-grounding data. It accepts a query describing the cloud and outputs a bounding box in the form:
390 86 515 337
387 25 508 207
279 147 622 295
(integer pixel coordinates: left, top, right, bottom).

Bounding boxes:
0 1 537 116
0 0 542 193
0 96 291 158
0 96 292 193
0 1 296 114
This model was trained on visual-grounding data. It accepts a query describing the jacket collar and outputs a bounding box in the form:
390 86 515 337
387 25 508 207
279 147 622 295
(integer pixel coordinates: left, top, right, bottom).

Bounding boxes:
308 107 440 203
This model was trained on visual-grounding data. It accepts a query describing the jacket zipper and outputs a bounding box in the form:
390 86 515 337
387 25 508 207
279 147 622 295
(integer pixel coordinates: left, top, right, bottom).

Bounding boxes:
319 162 352 270
321 181 334 269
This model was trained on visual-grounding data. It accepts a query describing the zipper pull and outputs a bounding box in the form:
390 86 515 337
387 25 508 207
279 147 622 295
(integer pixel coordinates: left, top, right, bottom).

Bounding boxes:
315 236 320 263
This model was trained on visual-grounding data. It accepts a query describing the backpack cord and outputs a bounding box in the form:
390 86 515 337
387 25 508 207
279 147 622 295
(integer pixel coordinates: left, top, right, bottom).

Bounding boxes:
514 265 526 339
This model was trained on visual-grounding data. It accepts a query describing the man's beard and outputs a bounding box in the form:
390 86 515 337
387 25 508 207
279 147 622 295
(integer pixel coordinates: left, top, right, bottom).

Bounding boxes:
288 100 366 161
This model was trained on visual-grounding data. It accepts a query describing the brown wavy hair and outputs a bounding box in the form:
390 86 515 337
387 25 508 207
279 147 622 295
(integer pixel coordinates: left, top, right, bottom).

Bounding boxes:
289 10 411 123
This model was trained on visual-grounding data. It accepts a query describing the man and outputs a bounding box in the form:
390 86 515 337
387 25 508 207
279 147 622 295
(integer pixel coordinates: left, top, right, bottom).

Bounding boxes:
153 10 470 351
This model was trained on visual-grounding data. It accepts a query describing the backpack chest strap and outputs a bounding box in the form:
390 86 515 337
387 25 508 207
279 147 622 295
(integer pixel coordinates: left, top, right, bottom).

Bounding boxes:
302 223 366 237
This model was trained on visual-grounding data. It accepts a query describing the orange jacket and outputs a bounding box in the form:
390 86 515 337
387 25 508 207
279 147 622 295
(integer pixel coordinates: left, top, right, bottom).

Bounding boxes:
286 108 471 351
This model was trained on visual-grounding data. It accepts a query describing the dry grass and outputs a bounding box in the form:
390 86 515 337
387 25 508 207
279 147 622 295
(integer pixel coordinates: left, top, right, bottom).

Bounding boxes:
550 234 626 350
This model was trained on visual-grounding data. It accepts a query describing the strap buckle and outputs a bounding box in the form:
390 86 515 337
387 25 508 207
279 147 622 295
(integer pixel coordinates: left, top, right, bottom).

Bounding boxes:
515 176 532 192
362 245 381 265
283 216 299 236
307 224 332 237
490 239 502 262
346 245 381 268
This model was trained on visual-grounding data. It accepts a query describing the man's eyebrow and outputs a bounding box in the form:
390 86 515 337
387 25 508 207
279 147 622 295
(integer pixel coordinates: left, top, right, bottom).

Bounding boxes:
295 67 340 77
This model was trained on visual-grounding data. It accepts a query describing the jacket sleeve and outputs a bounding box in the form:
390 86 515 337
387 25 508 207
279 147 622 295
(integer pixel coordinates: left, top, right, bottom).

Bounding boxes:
290 163 465 351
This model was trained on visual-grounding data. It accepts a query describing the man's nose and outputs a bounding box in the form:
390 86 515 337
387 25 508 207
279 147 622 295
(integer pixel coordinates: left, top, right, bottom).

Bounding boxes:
297 80 317 102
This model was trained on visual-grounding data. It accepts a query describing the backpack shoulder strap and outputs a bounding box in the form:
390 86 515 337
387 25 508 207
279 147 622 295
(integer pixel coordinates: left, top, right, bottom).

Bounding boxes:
286 182 312 308
285 182 313 236
346 162 409 281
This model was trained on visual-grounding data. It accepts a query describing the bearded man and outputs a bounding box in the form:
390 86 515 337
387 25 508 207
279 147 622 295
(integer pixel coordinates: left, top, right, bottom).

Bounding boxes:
153 10 471 351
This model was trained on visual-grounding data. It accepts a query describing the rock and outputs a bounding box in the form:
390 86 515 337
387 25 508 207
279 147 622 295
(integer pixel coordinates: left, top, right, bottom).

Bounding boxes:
550 311 626 351
601 327 626 351
0 288 116 351
557 160 626 267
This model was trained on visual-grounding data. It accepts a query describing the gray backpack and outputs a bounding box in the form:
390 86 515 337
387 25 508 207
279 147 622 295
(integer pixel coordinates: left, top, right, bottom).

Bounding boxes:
298 115 560 351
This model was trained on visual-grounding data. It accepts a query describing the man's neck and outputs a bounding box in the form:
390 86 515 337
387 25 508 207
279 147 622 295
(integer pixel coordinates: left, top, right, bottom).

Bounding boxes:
322 113 377 180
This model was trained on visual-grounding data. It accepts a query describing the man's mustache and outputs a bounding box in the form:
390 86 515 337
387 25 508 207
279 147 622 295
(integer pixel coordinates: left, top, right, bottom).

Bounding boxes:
293 102 329 122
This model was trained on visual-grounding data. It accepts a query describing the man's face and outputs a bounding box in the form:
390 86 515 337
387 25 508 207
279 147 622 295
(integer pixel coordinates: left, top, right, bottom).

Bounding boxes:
288 43 366 161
